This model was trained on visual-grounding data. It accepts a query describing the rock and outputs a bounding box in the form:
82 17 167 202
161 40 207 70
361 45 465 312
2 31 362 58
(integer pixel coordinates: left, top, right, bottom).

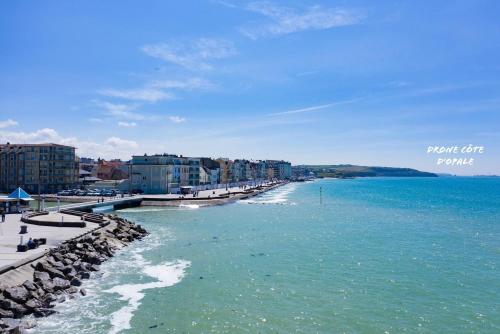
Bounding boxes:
34 261 49 272
70 278 82 287
24 299 42 310
0 297 13 310
88 264 100 272
33 308 56 318
79 271 90 279
28 290 40 300
62 258 73 266
66 253 79 261
21 281 36 292
43 293 57 303
0 308 14 318
33 271 50 282
0 319 8 328
45 267 66 280
38 279 54 293
79 288 87 296
52 278 70 291
57 295 66 303
10 303 27 318
3 287 29 304
66 287 78 294
84 252 102 265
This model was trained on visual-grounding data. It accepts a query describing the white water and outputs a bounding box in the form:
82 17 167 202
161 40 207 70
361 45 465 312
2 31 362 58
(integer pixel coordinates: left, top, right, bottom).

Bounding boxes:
240 183 298 205
105 259 191 334
32 229 190 334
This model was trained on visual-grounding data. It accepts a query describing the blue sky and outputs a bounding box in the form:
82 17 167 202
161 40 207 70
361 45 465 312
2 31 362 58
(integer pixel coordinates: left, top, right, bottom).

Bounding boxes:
0 0 499 174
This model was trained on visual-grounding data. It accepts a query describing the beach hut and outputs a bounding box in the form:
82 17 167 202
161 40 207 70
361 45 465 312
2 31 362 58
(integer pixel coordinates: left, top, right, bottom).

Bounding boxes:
0 187 34 213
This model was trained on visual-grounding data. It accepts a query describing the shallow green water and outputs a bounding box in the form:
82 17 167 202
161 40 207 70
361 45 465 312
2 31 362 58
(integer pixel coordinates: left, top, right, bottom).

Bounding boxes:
34 177 500 333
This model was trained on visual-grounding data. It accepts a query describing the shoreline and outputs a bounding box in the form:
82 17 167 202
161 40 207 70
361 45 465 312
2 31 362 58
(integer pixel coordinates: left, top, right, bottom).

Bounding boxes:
0 215 148 332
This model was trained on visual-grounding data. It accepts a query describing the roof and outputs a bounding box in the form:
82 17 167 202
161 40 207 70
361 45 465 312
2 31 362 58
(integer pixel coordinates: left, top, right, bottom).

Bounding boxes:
8 187 34 200
79 169 92 175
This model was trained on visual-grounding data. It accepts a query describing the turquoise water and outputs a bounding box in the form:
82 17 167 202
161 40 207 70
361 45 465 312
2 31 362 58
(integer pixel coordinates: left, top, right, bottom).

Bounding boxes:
34 177 500 333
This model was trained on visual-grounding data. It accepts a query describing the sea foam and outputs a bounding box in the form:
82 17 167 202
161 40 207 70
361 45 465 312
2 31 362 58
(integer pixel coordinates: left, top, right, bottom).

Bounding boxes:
105 258 191 334
240 183 298 205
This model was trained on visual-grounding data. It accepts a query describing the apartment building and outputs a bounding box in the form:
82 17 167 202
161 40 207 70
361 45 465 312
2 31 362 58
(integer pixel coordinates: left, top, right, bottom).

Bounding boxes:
0 143 79 194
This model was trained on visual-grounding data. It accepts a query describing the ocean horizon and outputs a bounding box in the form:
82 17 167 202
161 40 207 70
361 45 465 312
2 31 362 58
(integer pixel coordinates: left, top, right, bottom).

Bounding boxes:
32 177 500 333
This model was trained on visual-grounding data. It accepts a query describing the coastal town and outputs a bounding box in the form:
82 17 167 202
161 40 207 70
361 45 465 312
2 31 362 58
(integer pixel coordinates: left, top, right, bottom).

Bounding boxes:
0 142 293 198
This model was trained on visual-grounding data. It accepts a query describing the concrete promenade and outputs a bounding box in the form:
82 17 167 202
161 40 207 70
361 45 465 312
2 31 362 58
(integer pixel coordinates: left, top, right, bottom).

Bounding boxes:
0 212 100 285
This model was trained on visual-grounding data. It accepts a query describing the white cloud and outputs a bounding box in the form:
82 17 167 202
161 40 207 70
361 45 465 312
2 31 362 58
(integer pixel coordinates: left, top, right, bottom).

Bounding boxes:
118 121 137 127
98 88 174 102
150 77 216 90
106 136 139 149
0 119 19 129
240 2 363 39
269 99 361 116
0 127 140 160
93 100 145 121
89 118 104 123
169 116 186 124
142 38 236 71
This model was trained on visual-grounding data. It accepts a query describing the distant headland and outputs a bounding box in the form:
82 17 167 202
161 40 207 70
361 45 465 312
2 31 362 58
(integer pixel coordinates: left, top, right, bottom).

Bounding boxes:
293 164 438 179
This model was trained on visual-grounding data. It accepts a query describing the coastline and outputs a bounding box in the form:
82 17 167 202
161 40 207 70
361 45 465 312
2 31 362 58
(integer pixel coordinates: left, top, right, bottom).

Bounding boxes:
0 216 148 333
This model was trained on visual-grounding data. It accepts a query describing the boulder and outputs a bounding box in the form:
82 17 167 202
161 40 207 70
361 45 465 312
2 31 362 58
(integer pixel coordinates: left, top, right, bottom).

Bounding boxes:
45 267 66 280
52 278 70 291
66 287 78 294
21 281 36 292
42 293 57 303
3 287 29 304
28 290 40 300
0 308 14 318
24 299 42 310
0 297 18 311
38 279 55 293
79 288 87 296
34 261 49 272
10 303 27 318
79 271 90 279
33 308 56 318
33 271 50 282
70 278 82 287
88 264 100 272
66 253 79 261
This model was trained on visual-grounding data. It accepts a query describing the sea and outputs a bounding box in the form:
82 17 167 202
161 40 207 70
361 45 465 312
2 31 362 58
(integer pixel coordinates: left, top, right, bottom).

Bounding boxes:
32 177 500 333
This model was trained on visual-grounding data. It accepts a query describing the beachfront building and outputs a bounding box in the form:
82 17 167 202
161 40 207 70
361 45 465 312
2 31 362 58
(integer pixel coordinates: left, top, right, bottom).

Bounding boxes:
0 143 79 194
187 158 201 186
200 158 220 185
250 160 268 181
231 159 248 182
129 154 190 194
216 158 233 184
93 159 129 180
265 160 292 180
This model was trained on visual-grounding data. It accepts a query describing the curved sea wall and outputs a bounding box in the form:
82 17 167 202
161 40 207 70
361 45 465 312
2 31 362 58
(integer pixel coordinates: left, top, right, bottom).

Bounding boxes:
0 215 148 333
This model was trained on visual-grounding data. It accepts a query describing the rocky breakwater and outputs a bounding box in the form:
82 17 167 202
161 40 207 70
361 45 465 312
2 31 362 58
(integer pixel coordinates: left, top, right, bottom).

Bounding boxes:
0 215 148 333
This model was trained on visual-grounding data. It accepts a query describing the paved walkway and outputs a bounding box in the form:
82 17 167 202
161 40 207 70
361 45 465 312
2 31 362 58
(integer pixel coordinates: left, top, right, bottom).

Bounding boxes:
0 212 99 270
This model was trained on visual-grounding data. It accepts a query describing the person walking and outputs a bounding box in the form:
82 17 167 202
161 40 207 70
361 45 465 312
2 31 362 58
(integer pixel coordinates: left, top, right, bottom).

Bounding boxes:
1 210 5 223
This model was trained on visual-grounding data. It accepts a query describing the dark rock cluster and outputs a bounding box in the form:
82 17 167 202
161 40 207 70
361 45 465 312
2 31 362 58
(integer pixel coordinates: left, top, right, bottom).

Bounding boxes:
0 216 148 333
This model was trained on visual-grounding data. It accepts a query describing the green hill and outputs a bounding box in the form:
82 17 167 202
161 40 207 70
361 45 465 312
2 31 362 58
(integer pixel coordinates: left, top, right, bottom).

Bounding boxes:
295 164 438 178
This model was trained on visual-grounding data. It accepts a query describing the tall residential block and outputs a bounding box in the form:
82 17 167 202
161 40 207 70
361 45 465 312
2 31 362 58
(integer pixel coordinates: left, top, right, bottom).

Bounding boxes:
0 143 79 194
